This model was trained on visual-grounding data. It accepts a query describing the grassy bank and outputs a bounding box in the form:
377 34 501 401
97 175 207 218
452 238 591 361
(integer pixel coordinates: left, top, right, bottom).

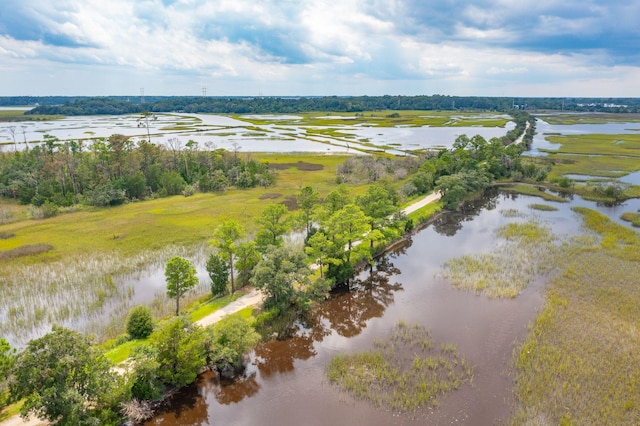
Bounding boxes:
512 208 640 424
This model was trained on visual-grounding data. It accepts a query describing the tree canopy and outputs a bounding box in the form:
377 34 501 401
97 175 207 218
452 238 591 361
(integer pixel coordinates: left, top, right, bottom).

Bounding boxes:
165 256 199 315
10 326 122 425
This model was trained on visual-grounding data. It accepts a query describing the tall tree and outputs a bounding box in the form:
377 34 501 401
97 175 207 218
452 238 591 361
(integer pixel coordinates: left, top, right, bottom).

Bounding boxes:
327 204 370 263
305 231 338 278
356 184 398 248
255 203 290 253
165 256 199 315
297 185 319 238
235 241 261 288
10 326 121 425
211 219 246 294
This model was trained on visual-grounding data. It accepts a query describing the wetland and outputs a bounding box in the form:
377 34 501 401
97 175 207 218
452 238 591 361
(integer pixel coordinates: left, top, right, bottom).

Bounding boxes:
145 187 640 425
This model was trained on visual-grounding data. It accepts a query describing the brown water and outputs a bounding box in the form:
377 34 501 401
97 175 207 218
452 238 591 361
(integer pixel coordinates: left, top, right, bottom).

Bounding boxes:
146 189 636 426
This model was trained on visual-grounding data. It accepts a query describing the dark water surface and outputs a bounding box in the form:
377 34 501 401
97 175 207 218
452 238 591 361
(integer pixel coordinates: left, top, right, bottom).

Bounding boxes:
146 189 636 426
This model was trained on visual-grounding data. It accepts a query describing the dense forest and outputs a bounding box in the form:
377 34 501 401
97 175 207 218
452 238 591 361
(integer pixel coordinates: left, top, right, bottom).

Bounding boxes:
2 95 639 115
0 135 275 213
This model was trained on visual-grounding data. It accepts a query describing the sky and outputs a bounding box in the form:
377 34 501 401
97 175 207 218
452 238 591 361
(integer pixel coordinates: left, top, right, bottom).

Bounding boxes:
0 0 639 97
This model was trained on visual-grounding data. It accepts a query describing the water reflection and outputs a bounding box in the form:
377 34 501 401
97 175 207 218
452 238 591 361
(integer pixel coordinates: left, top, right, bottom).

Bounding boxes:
253 330 317 377
316 256 403 338
210 370 260 405
432 187 499 236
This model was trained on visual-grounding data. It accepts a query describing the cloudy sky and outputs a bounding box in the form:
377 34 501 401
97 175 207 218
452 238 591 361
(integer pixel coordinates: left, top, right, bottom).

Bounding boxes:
1 0 638 97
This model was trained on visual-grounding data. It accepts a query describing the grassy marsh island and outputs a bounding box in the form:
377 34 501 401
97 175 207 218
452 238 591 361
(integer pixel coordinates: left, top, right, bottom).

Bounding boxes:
327 321 473 415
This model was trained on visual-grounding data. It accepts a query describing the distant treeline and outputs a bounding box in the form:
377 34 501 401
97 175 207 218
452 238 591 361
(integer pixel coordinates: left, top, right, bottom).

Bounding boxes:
2 95 639 115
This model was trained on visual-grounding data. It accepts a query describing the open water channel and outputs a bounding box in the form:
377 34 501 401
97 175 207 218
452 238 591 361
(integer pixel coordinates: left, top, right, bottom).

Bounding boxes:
144 188 640 425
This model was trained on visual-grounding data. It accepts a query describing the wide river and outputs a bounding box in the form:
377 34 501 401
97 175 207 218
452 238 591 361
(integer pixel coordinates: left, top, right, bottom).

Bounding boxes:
145 188 640 425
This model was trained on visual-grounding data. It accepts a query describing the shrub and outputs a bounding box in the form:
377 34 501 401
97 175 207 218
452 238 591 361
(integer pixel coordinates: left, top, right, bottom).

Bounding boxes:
126 306 154 339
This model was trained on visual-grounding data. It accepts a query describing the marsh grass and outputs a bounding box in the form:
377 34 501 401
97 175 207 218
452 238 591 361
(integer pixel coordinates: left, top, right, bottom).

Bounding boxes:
620 212 640 227
236 111 510 128
0 110 62 122
542 113 640 125
0 243 210 347
512 208 640 425
500 208 525 217
441 221 559 298
327 321 473 415
528 203 558 212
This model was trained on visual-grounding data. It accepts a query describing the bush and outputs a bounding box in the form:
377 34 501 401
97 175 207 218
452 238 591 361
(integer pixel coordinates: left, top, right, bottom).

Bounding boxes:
126 306 154 339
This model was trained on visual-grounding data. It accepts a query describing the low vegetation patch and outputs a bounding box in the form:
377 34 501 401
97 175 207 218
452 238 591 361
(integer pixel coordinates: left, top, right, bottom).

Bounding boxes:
0 243 53 261
528 203 559 211
258 193 282 199
441 221 558 298
621 211 640 227
268 161 324 171
500 208 525 218
327 322 472 415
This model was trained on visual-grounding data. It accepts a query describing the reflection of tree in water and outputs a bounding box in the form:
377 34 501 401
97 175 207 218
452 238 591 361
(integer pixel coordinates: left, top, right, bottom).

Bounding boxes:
314 254 403 338
148 373 210 426
253 327 317 377
251 253 404 377
211 369 260 405
433 187 500 237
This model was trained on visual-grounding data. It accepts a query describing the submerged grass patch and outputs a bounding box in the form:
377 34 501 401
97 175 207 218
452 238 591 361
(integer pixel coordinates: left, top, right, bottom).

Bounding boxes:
528 203 558 211
512 208 640 425
441 221 558 298
327 321 472 415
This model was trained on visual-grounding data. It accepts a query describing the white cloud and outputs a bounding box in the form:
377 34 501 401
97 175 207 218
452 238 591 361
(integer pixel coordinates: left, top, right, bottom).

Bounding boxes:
0 0 638 96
